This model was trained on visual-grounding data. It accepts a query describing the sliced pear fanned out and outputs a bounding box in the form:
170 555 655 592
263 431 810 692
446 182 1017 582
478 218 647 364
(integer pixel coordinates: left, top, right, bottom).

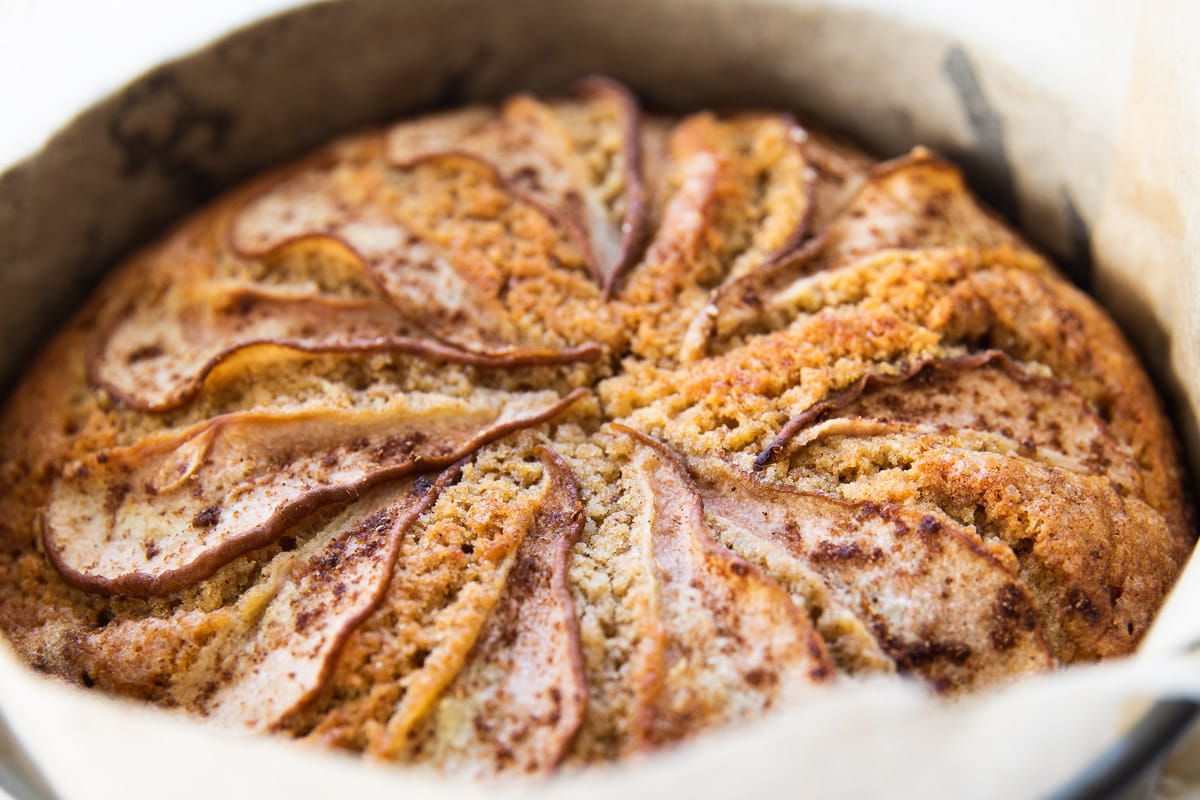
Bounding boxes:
366 153 615 358
783 418 1179 655
755 351 1140 492
92 153 603 411
794 147 1019 262
613 425 833 751
44 388 589 598
626 122 720 303
392 447 587 774
627 113 813 306
203 467 460 730
490 81 642 292
563 77 649 296
91 278 596 412
231 177 492 341
716 113 814 280
228 158 605 366
692 457 1053 692
688 148 1028 357
300 470 542 754
387 78 647 293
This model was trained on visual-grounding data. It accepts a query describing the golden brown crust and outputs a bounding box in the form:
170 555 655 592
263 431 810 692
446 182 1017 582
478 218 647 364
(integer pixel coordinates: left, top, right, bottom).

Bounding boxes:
0 79 1191 775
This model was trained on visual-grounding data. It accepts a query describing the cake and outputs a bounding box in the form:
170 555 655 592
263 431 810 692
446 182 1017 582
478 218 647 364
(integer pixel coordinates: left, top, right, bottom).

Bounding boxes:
0 77 1191 776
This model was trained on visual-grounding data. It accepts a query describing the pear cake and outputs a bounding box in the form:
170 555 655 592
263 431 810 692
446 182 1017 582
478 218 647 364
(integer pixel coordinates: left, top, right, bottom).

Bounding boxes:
0 77 1192 776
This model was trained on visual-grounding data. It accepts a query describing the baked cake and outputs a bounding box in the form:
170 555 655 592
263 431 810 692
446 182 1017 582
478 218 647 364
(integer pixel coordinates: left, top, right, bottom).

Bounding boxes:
0 78 1192 775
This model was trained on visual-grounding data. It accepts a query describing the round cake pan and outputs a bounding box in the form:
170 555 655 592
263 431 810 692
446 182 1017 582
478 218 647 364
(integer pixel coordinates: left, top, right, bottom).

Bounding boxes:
1 2 1197 798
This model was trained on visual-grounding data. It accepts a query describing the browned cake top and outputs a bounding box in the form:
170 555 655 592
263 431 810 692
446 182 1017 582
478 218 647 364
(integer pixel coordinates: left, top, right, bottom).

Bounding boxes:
0 78 1192 776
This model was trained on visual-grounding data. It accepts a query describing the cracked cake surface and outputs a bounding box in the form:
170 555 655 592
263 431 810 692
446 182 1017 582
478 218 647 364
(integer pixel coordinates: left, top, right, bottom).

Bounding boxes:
0 77 1193 776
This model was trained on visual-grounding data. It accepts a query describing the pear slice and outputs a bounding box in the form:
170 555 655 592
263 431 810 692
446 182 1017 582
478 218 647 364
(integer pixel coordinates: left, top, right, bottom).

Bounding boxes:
687 148 1026 357
756 350 1140 494
91 275 597 411
691 456 1054 692
613 425 833 751
92 147 607 412
44 388 589 597
387 77 647 294
383 447 588 774
626 112 813 307
228 158 605 365
569 77 650 297
203 466 460 730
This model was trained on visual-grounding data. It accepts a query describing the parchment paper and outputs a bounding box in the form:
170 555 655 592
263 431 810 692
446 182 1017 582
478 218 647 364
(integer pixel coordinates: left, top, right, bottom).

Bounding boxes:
0 0 1197 797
